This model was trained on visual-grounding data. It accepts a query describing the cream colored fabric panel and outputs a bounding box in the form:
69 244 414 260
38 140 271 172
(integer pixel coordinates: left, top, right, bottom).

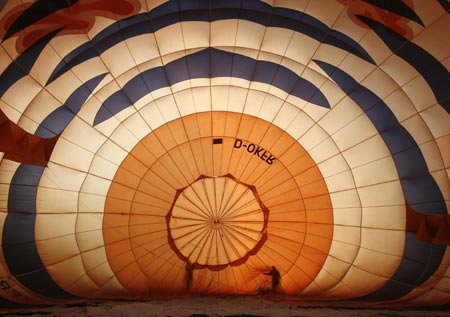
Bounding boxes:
362 206 405 230
332 115 378 151
96 137 129 167
226 86 248 113
324 170 356 194
211 20 238 48
154 93 182 123
181 21 209 50
249 81 271 96
327 266 384 298
34 212 96 295
64 116 107 153
63 273 103 298
88 142 128 182
318 99 363 135
0 100 20 123
304 0 345 27
159 49 189 65
32 38 76 85
363 70 400 104
53 42 108 89
121 112 152 142
282 108 315 140
420 104 450 138
285 32 320 67
79 176 109 216
343 54 378 84
106 122 141 154
261 27 294 57
243 90 267 117
76 213 104 252
400 68 436 112
35 213 77 241
37 187 78 214
311 45 355 77
5 77 42 127
300 266 341 297
298 124 329 152
76 213 124 292
318 154 349 181
50 33 90 61
174 88 200 116
259 93 284 122
420 141 447 173
273 0 309 12
353 247 399 283
114 67 141 93
101 42 138 78
154 23 185 56
384 58 434 111
342 135 391 169
211 86 231 112
36 234 79 266
413 13 450 62
76 78 112 126
79 248 126 295
140 101 167 130
383 87 420 122
331 190 361 226
301 101 330 123
307 137 340 166
305 227 360 296
46 255 94 297
356 228 404 275
352 156 398 187
235 20 265 50
357 181 404 207
51 138 94 172
402 113 436 144
191 86 212 113
63 58 110 93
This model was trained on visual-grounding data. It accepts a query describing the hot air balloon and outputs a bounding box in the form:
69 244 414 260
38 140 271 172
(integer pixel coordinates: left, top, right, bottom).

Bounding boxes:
0 0 449 308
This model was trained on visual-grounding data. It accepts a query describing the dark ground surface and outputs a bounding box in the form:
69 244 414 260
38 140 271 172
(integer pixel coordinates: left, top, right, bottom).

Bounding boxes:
1 296 449 317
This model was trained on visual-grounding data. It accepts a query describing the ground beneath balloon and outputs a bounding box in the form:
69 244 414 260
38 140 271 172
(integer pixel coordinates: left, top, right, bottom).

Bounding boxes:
1 296 449 317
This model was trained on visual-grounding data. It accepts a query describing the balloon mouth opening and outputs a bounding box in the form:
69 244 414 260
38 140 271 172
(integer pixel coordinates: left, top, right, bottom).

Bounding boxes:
166 174 269 270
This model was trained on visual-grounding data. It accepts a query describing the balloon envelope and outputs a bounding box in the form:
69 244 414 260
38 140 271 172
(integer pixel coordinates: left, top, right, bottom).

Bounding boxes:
0 0 449 307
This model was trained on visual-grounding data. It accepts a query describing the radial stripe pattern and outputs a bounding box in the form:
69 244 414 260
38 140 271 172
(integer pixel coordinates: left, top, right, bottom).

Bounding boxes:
168 175 268 267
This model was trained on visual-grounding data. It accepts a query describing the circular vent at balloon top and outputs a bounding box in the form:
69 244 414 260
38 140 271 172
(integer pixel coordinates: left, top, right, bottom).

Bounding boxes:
167 174 269 269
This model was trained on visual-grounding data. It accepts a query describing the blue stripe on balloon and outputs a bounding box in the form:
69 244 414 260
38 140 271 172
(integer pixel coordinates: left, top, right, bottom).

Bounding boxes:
2 74 106 299
357 15 450 114
0 29 61 97
93 48 330 125
47 0 374 84
437 0 450 11
315 60 447 300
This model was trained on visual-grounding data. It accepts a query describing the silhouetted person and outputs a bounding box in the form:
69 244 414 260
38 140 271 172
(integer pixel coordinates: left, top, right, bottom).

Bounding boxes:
264 266 281 292
185 262 194 291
